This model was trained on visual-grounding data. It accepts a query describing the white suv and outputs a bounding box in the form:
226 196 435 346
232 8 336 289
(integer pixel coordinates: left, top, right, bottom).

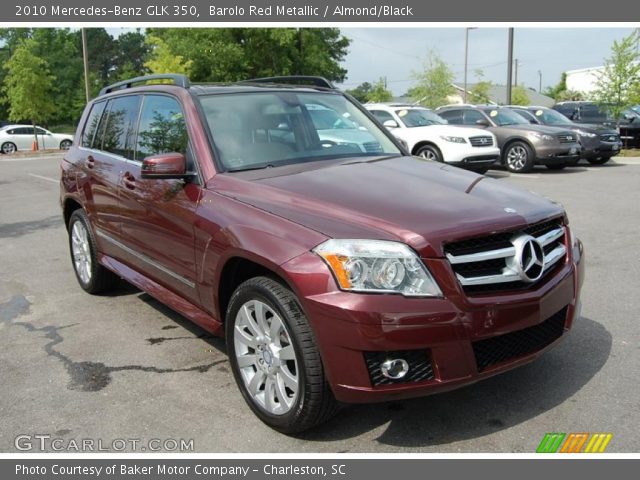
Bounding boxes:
365 104 500 173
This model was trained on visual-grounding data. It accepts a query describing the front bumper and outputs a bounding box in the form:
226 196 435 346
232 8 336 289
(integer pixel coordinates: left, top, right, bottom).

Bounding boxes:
582 141 622 159
439 142 500 165
534 143 582 164
281 241 585 404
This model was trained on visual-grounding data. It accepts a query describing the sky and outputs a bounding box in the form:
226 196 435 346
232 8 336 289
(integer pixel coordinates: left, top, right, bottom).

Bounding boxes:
339 27 638 95
106 27 638 96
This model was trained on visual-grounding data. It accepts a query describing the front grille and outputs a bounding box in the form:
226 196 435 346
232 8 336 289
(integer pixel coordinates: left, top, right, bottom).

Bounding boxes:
469 135 494 147
600 133 620 143
557 134 577 143
364 350 434 386
473 307 568 372
363 141 383 153
444 218 566 295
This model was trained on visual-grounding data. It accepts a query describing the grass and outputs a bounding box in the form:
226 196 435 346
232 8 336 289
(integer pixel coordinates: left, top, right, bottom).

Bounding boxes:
615 149 640 157
47 124 77 135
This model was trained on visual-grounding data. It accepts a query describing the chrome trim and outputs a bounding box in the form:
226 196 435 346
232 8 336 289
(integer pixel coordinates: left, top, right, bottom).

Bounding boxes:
543 244 566 270
446 246 515 265
95 230 196 288
456 270 522 286
537 227 564 247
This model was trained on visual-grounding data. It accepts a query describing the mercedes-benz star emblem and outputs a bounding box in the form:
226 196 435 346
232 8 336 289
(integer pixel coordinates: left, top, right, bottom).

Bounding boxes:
510 235 545 282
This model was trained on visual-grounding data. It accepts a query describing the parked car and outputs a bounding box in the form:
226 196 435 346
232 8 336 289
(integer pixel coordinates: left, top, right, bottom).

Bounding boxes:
61 74 584 433
553 101 640 149
508 106 621 165
0 125 73 153
436 105 581 173
365 103 499 173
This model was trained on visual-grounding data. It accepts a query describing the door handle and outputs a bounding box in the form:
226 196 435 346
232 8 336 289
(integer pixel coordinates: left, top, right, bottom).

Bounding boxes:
123 172 136 190
86 155 95 169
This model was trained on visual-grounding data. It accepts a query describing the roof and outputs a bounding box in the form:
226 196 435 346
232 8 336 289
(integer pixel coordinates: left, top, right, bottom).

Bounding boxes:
452 83 555 108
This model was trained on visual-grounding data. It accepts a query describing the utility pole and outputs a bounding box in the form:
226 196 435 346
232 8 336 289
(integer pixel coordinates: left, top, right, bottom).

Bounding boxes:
506 28 514 105
81 28 90 103
538 70 542 92
463 27 477 103
514 58 519 86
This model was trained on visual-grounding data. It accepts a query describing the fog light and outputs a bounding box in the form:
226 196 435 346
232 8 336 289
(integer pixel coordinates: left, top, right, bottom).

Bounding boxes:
380 358 409 379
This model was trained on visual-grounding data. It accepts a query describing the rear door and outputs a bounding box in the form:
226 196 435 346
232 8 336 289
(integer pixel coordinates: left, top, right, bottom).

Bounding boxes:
117 94 202 305
80 96 141 260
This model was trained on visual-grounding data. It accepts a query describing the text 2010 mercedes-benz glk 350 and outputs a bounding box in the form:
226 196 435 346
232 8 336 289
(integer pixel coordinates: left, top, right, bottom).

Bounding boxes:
60 75 585 433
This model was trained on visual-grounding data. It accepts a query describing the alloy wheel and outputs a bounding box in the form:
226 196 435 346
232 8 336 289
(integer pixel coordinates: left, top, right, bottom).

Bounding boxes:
233 299 299 415
507 145 528 171
2 143 16 154
419 149 438 161
71 221 92 285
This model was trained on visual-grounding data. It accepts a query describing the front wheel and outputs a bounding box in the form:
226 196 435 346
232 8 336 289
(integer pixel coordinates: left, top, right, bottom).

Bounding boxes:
226 276 338 433
504 141 535 173
415 144 442 162
1 142 17 154
587 156 612 165
60 140 72 150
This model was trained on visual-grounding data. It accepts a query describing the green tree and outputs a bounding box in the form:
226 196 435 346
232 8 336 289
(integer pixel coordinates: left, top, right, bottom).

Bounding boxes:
113 30 149 79
468 69 492 104
592 31 640 126
2 38 56 148
510 85 530 106
345 82 373 103
366 78 393 103
556 89 585 102
407 51 454 109
145 34 193 76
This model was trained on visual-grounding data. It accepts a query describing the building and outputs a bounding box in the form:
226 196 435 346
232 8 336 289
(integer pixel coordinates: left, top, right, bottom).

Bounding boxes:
449 83 555 107
564 66 604 96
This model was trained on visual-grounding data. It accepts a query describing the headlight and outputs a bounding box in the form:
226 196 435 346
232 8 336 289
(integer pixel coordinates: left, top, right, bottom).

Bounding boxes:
529 132 555 141
575 129 597 138
313 239 442 297
440 136 467 144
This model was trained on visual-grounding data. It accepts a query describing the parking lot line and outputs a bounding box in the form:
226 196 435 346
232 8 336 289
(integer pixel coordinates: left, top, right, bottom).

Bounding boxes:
28 173 58 184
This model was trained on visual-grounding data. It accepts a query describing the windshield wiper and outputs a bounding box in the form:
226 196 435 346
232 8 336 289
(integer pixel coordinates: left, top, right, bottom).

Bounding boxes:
226 164 275 173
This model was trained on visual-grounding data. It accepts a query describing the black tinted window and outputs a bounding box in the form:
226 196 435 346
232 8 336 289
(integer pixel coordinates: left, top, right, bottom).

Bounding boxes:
101 96 141 159
370 110 395 123
82 101 106 148
136 95 188 161
462 109 486 125
439 110 463 124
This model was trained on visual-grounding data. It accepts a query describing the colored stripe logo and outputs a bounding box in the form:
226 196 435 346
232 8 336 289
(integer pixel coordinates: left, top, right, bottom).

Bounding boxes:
536 433 612 453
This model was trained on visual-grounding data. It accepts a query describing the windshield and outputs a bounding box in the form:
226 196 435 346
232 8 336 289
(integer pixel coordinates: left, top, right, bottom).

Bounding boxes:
534 108 574 125
486 109 529 126
395 108 447 127
200 92 401 172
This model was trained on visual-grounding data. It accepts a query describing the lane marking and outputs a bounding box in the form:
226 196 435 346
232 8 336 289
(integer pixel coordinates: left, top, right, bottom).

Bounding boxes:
1 155 62 162
28 173 58 184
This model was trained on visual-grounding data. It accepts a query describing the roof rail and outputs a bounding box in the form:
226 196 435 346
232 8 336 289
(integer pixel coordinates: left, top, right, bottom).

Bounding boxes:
239 76 336 89
99 74 190 96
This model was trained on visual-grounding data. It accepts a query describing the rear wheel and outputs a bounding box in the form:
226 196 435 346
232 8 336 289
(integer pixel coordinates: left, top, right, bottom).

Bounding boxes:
504 141 535 173
60 139 72 150
415 144 442 162
226 276 338 433
68 209 118 294
1 142 17 154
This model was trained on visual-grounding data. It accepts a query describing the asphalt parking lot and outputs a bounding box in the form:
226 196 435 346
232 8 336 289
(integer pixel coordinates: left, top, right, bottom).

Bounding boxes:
1 154 639 453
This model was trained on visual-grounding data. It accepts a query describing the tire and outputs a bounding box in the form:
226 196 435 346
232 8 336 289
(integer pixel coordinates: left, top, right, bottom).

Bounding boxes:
546 164 567 171
68 209 118 294
1 142 17 154
503 141 535 173
415 144 442 162
226 276 339 434
470 167 489 175
60 140 72 150
587 156 612 165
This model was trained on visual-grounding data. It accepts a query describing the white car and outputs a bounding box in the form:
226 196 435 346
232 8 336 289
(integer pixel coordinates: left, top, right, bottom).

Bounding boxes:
0 125 73 154
365 104 500 172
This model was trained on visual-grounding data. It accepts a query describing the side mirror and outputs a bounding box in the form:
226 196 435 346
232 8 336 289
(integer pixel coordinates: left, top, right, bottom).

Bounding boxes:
141 153 189 179
383 119 399 129
475 118 490 127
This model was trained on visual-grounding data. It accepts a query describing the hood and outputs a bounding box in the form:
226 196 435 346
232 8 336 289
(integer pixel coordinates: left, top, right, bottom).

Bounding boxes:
495 123 574 136
569 123 616 134
212 156 564 257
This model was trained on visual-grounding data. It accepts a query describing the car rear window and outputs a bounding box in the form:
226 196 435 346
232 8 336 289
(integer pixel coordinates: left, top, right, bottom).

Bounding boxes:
82 101 106 148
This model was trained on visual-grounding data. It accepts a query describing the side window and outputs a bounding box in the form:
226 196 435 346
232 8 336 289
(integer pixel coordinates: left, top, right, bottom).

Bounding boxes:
370 110 395 124
135 95 188 161
462 109 486 125
439 110 463 124
101 95 141 159
82 101 106 148
36 128 48 136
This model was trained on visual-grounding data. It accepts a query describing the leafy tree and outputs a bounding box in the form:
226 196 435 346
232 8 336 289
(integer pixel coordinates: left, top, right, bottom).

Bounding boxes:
407 51 455 109
2 38 56 148
345 82 373 103
556 90 585 102
366 78 393 103
592 31 640 126
468 70 492 104
145 35 193 76
113 30 149 79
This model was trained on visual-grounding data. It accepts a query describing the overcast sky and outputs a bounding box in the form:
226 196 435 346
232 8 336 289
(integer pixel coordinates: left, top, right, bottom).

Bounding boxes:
339 27 639 95
106 27 638 95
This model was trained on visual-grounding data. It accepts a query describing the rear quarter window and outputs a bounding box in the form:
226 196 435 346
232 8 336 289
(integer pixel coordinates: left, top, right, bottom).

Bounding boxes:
81 101 107 148
100 95 141 159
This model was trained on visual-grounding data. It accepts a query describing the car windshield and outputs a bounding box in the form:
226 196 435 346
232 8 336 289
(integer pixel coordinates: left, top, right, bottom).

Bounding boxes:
395 108 447 127
631 106 640 115
486 109 529 126
200 92 401 172
534 108 574 125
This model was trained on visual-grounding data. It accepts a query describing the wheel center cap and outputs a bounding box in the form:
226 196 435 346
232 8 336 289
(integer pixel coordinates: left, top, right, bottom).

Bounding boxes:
262 349 273 366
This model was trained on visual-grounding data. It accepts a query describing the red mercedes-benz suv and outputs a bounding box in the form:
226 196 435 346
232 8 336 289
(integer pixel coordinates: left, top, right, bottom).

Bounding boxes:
60 74 585 433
